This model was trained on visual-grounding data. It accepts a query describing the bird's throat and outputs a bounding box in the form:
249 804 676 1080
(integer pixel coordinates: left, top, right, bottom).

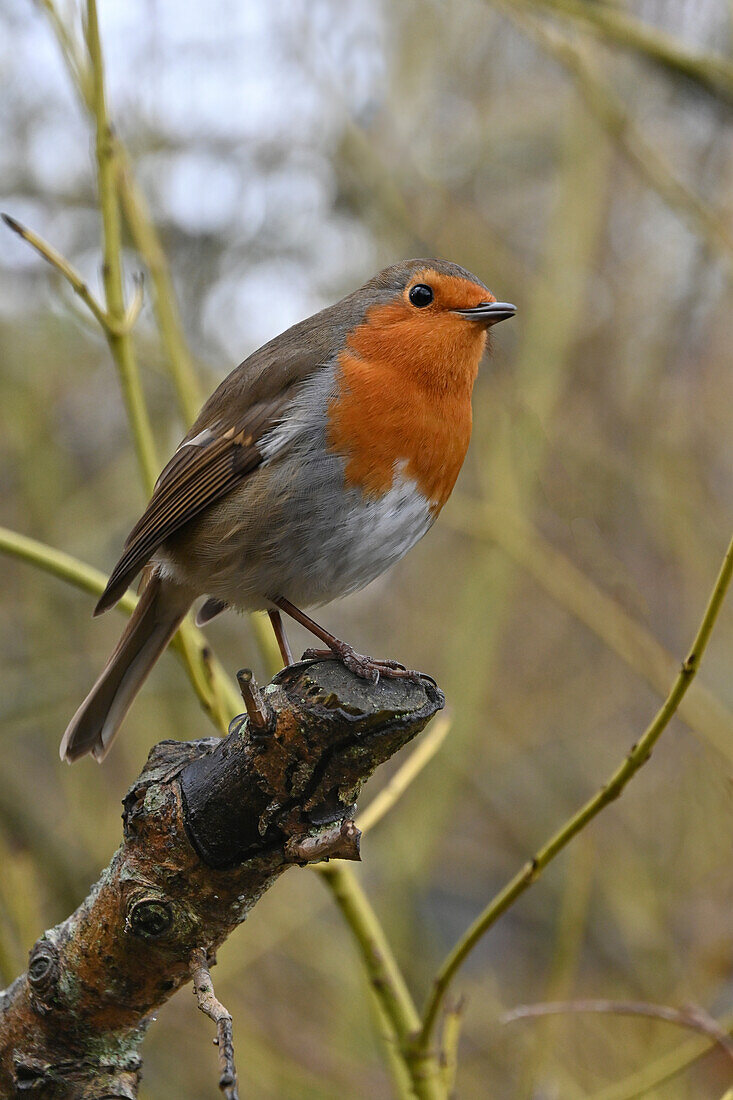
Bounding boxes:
327 301 483 512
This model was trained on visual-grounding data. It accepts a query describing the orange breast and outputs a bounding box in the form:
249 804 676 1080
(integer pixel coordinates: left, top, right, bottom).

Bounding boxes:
327 299 487 513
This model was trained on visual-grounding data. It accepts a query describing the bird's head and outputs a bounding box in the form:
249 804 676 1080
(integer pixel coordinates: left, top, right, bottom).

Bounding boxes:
344 259 515 389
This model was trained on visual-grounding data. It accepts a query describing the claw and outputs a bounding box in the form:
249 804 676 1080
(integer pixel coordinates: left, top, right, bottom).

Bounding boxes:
301 645 426 686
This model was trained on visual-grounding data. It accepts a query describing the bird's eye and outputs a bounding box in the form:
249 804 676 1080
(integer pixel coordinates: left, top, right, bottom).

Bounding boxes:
409 283 434 308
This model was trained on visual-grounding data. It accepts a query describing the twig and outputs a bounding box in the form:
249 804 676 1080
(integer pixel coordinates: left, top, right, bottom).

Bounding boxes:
415 532 733 1055
357 715 452 834
0 525 240 722
586 1007 733 1100
316 864 420 1041
502 999 733 1064
120 270 145 334
190 949 239 1100
84 0 158 494
117 157 203 426
446 499 733 761
36 0 91 103
40 0 203 430
236 669 271 734
439 997 466 1097
498 4 733 268
316 863 444 1100
513 0 733 103
367 986 416 1100
0 525 135 613
2 214 144 337
2 213 110 331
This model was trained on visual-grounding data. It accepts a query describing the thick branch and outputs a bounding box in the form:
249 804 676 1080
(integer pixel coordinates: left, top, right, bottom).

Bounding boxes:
0 660 443 1098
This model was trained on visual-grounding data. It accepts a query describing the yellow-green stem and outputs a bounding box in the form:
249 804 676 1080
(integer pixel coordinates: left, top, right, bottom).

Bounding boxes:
587 1010 733 1100
416 533 733 1052
117 157 202 427
317 862 445 1100
446 499 733 761
0 525 240 726
85 0 158 494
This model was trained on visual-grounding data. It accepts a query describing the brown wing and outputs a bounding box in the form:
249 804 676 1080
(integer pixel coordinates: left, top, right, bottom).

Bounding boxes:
92 278 379 616
94 393 290 614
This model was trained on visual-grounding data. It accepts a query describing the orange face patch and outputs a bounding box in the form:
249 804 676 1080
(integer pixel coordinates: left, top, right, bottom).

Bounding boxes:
327 268 492 512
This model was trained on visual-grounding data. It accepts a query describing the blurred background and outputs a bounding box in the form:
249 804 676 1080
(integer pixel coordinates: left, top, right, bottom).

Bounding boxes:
1 1 732 1097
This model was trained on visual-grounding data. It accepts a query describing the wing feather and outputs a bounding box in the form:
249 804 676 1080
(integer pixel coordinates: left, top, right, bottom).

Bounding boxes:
94 393 290 613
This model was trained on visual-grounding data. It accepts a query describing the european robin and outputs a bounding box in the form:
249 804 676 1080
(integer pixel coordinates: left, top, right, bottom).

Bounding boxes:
61 259 515 762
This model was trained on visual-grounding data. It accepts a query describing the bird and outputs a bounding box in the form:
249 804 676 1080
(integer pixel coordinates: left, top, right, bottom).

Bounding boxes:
60 259 515 763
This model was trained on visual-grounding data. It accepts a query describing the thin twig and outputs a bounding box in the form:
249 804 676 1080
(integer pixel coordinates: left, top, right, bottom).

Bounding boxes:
367 986 416 1100
190 949 239 1100
446 499 733 761
119 271 145 334
586 1007 733 1100
502 999 733 1064
36 0 91 102
2 213 110 331
116 156 203 426
415 532 733 1054
497 4 733 268
316 863 444 1100
84 0 158 494
0 525 240 721
357 715 452 834
439 997 466 1097
0 526 136 614
513 0 733 103
236 669 271 733
39 0 203 430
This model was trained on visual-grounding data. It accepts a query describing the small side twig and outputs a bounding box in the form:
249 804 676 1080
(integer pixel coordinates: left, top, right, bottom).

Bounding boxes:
440 997 466 1097
285 819 361 864
502 999 733 1064
2 213 110 331
190 948 239 1100
119 270 145 334
236 668 271 733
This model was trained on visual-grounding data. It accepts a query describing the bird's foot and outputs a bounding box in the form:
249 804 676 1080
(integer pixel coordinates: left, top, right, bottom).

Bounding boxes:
301 644 427 686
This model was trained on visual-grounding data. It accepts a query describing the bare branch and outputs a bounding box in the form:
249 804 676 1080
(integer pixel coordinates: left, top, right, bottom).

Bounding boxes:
415 532 733 1056
0 661 444 1096
236 668 272 734
190 949 239 1100
2 212 110 331
502 998 733 1064
508 0 733 103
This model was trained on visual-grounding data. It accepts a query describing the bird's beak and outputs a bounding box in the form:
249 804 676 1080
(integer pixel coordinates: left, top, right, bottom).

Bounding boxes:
455 301 516 325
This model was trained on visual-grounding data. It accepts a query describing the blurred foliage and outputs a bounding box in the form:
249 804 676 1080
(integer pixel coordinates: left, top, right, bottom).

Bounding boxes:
1 1 732 1097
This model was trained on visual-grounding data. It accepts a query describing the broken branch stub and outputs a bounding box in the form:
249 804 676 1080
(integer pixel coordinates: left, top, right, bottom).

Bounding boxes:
0 659 443 1098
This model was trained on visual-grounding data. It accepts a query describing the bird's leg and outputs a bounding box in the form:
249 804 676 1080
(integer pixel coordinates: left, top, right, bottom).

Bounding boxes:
267 608 294 667
273 596 425 685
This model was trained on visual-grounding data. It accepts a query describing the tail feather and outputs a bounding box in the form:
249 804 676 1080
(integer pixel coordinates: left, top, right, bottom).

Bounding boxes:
60 573 192 763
